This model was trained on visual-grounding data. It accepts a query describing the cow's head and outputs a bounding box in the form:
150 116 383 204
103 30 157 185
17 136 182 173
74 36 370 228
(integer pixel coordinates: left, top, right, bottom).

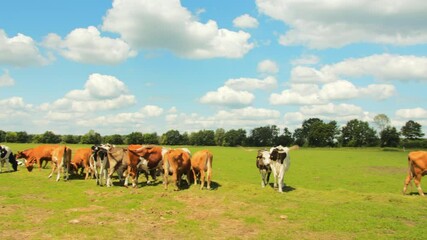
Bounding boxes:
256 150 271 170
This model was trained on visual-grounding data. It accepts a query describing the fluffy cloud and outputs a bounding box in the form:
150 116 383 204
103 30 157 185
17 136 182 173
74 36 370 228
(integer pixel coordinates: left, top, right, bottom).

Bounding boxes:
270 84 323 105
41 73 136 113
291 54 427 83
200 86 254 106
257 0 427 48
257 60 279 74
396 107 427 119
102 0 253 58
43 26 136 65
225 76 277 91
0 70 14 87
233 14 259 29
291 54 319 66
0 97 34 120
0 29 50 66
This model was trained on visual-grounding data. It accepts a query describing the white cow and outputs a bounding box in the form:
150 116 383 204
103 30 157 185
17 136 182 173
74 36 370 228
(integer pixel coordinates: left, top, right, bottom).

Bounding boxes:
256 149 271 188
269 145 296 193
0 145 18 172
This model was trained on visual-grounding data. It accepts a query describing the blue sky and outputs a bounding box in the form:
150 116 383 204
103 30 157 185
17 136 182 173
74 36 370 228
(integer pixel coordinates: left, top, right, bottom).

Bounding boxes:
0 0 426 135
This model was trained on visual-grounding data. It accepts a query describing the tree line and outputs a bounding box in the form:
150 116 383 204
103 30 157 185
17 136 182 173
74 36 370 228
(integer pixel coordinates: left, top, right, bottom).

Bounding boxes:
1 116 425 148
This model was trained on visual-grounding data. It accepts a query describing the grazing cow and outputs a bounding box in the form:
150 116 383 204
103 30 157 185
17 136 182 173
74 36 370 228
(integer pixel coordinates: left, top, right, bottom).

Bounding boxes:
16 145 58 172
269 145 298 193
133 145 165 184
0 145 18 172
191 150 213 190
163 148 191 191
71 148 93 179
48 146 72 181
90 145 109 186
403 151 427 196
105 146 129 187
256 149 271 188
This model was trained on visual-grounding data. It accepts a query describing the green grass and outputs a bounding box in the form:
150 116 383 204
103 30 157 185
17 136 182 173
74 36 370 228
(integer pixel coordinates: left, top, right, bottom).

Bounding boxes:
1 144 427 239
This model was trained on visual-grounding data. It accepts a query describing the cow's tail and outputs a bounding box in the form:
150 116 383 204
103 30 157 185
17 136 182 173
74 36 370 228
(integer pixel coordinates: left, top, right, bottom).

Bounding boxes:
407 155 415 189
206 151 213 179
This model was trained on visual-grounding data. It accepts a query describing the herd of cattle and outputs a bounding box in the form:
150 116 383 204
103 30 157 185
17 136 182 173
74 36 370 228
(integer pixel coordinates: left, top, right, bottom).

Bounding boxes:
0 144 213 191
1 144 427 195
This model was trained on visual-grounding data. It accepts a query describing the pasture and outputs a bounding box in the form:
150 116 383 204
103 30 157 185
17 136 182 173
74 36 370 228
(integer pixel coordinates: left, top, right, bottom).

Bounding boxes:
1 144 426 239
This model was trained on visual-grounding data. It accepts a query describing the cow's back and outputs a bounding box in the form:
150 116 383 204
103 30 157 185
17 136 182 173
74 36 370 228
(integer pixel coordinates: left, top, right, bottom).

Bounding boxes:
191 150 213 171
409 151 427 170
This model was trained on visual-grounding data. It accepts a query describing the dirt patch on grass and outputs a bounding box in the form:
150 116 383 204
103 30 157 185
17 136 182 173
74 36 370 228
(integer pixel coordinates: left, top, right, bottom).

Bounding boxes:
366 166 406 175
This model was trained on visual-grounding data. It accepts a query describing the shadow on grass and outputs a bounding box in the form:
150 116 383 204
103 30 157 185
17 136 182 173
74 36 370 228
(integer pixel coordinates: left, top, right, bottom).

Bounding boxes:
269 183 296 192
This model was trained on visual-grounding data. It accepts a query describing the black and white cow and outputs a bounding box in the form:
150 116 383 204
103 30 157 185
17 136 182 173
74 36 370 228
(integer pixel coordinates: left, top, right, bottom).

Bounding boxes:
90 144 110 186
256 149 271 188
0 145 18 172
269 145 298 192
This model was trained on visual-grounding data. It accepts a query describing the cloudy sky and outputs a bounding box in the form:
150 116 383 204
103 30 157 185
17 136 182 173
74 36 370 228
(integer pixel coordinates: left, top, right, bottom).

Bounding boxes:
1 0 426 135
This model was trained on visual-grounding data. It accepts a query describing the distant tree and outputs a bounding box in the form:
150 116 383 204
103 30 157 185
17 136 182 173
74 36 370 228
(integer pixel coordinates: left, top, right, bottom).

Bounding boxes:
248 125 279 146
39 131 61 143
307 120 339 147
62 135 80 144
274 128 294 146
373 114 390 133
0 130 5 142
16 131 30 143
341 119 378 147
380 126 400 147
293 128 305 147
401 120 424 140
181 132 190 145
80 130 102 144
189 130 215 146
223 129 247 146
104 134 124 145
214 128 226 146
161 130 183 145
5 132 18 143
143 133 159 144
125 132 144 144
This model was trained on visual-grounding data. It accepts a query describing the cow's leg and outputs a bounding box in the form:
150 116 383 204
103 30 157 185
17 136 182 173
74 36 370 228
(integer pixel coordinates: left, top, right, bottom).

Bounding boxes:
403 173 413 195
192 169 198 185
414 175 425 196
200 170 206 190
163 169 169 190
173 171 179 191
48 163 56 179
260 170 267 188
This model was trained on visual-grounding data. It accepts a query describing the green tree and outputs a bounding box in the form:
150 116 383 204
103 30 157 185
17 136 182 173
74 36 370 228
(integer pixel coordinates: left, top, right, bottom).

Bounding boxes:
341 119 378 147
161 130 183 145
307 121 339 147
373 114 390 133
214 128 226 146
248 125 279 146
274 128 294 146
39 131 61 143
0 130 6 142
104 134 124 144
80 130 102 144
401 120 424 140
189 130 215 146
223 129 247 146
62 135 80 144
125 132 144 144
5 132 18 143
16 131 30 143
380 126 400 147
293 128 305 147
143 133 159 144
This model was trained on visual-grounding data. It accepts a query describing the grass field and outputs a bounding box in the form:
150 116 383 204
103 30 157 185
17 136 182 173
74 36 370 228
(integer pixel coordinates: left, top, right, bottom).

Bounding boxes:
1 144 427 239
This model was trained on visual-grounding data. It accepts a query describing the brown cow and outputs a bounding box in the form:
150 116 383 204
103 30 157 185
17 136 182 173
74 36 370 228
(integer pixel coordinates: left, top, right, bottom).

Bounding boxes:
403 151 427 196
48 146 72 181
16 145 58 172
133 145 165 184
163 148 191 191
71 148 93 179
191 150 213 190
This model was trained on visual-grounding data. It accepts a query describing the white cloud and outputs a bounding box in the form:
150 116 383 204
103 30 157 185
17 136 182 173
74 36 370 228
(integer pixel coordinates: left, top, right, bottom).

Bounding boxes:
102 0 254 58
41 73 136 113
300 103 363 116
0 29 50 66
233 14 259 29
0 97 34 121
257 59 279 74
257 0 427 48
200 86 254 106
270 84 324 105
359 84 396 100
0 70 14 87
291 54 319 66
291 54 427 83
225 76 277 91
319 80 359 100
43 26 136 65
141 105 164 117
396 107 427 119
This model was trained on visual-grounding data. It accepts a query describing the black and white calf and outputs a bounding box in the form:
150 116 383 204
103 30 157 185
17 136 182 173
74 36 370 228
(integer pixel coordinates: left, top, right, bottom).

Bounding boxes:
90 145 110 186
0 145 18 172
256 149 271 188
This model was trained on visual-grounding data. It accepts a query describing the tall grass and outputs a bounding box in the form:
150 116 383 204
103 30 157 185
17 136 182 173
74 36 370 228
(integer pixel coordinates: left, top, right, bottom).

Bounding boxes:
0 144 426 239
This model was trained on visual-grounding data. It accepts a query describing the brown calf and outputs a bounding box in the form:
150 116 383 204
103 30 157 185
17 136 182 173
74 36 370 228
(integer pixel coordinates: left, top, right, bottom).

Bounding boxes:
403 151 427 196
191 150 213 190
17 145 58 172
48 146 72 181
71 148 93 179
163 148 191 191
